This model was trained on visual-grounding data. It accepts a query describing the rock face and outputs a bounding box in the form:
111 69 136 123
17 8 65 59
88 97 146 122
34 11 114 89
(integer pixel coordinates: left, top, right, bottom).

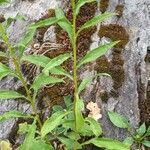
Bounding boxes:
0 0 150 143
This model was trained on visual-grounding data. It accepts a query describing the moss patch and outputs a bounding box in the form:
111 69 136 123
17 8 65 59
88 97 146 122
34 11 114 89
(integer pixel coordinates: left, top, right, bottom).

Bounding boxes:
95 24 129 99
99 0 109 13
115 4 124 18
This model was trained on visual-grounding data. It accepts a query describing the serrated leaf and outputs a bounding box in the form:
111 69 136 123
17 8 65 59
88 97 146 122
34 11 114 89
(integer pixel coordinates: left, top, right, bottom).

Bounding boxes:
78 76 94 94
21 54 50 67
52 105 64 113
41 111 69 137
78 12 116 34
90 138 130 150
58 137 82 150
18 120 36 150
123 137 134 146
75 96 84 131
50 66 73 80
43 53 71 75
145 126 150 136
108 111 130 129
79 123 94 137
142 140 150 147
0 63 12 80
31 73 64 92
76 0 96 15
77 41 118 68
0 51 7 58
55 8 73 44
66 131 81 140
64 95 72 109
29 17 58 29
136 123 146 136
0 110 32 122
17 28 36 58
18 122 31 134
85 117 102 136
0 90 25 99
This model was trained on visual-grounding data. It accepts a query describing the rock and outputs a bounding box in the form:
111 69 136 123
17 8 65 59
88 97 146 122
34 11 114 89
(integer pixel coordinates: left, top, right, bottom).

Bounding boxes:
0 0 149 144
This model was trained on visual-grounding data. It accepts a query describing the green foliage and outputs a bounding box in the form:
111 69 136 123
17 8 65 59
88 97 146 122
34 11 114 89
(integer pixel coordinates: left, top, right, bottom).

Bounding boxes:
0 90 25 99
31 73 64 92
90 138 130 150
108 111 150 148
41 111 70 138
77 41 119 68
55 8 73 44
108 111 130 129
77 12 116 34
0 111 32 122
42 53 71 75
75 0 96 15
0 1 134 150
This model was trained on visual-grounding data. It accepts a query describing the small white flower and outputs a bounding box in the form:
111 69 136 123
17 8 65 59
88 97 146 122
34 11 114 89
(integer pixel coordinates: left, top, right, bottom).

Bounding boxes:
86 101 102 121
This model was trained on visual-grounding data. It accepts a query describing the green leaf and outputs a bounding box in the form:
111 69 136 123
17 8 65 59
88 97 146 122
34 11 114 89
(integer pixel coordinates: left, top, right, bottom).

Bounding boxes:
52 105 64 113
136 123 146 136
0 51 7 58
58 137 82 150
145 126 150 136
142 140 150 148
31 73 64 92
64 95 73 109
66 131 81 140
78 12 116 34
123 137 134 147
21 54 50 67
17 28 36 58
75 96 84 131
0 90 25 99
77 41 118 68
0 0 10 5
18 122 31 134
28 140 54 150
90 138 130 150
78 76 94 94
0 63 12 80
55 8 73 44
76 0 96 15
41 111 69 138
43 53 71 75
29 17 58 29
85 117 102 136
79 122 94 137
108 111 130 129
19 119 37 150
0 110 32 122
50 66 73 80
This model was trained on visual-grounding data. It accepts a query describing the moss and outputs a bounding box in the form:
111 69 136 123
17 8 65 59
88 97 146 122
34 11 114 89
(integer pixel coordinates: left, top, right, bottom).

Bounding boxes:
115 4 124 18
0 14 5 23
0 42 7 64
100 91 109 102
95 56 110 73
95 24 129 99
99 0 109 13
99 24 129 49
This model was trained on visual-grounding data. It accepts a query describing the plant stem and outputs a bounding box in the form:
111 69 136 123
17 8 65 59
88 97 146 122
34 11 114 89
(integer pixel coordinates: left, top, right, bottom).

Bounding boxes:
71 0 78 130
0 24 42 129
71 1 78 150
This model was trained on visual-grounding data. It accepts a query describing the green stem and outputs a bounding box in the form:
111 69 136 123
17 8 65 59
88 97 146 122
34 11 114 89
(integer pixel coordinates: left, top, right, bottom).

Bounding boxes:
71 0 78 130
0 23 42 129
71 1 78 150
